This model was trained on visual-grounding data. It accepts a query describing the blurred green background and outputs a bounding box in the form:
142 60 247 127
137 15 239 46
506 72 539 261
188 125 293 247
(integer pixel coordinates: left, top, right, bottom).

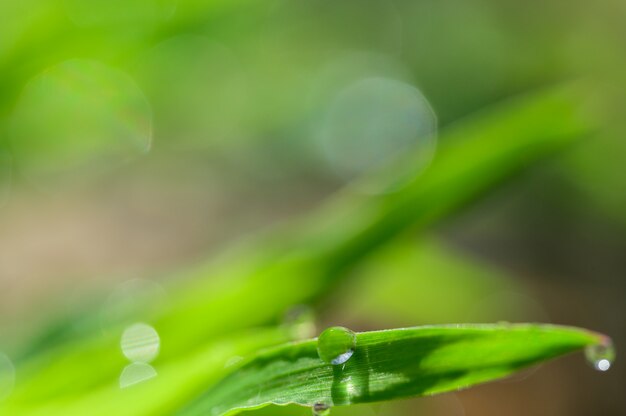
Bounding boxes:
0 0 624 414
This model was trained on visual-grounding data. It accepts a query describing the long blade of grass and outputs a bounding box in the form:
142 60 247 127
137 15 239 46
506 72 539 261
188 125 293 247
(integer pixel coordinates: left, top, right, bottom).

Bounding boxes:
180 324 609 416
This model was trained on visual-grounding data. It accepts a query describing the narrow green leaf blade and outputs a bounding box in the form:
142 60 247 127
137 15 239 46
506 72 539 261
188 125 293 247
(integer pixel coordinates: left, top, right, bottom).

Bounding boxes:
181 324 608 416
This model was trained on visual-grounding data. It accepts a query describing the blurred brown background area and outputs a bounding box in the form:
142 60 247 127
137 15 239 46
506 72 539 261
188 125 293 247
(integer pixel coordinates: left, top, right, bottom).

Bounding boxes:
1 0 625 414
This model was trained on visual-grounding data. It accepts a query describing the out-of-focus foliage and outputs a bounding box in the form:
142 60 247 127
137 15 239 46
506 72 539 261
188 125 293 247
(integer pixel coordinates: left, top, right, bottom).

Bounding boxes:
0 83 605 415
335 238 534 326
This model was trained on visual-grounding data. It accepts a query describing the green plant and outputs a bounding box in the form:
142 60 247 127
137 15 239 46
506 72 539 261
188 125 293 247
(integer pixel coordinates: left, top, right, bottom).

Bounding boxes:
182 324 612 416
0 82 614 416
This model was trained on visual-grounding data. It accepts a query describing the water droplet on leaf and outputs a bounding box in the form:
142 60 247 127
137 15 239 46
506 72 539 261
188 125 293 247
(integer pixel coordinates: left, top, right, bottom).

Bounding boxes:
317 326 356 365
312 402 331 416
585 339 615 372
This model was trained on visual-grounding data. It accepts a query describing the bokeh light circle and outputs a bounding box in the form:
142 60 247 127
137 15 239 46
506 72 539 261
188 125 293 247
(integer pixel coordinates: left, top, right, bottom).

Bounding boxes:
10 59 152 188
120 323 160 363
119 362 158 388
317 77 437 193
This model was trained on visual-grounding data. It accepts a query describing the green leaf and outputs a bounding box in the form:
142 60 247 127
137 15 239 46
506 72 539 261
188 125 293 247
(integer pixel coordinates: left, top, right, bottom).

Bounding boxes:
0 327 293 416
181 324 608 416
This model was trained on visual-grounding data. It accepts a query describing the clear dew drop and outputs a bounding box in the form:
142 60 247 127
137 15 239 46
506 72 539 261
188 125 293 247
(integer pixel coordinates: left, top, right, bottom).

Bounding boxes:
312 402 331 416
317 326 356 365
585 339 615 372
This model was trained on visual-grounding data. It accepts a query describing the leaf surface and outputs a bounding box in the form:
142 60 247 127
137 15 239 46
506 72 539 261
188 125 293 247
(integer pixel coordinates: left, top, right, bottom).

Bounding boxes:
181 324 607 416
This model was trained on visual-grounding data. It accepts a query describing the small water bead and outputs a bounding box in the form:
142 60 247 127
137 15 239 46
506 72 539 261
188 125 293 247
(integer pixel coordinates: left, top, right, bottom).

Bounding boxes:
121 323 160 363
585 339 615 372
317 326 356 365
312 402 331 416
